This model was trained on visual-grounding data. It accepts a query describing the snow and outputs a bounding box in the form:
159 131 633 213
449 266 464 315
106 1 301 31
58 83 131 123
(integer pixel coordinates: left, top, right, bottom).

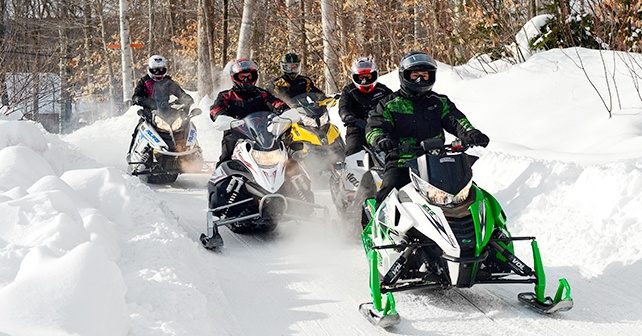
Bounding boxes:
1 47 642 335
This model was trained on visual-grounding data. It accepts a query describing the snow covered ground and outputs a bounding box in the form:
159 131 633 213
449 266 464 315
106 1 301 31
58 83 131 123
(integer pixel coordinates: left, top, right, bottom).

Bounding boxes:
1 47 642 335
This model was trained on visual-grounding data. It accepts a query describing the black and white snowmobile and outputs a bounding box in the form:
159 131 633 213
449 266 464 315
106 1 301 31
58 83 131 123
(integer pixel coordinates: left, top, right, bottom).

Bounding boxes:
200 109 328 249
360 139 573 328
329 145 384 225
127 102 206 184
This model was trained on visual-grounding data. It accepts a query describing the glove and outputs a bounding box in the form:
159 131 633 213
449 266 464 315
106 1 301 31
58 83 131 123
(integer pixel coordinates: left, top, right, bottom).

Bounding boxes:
157 101 169 111
343 115 358 126
355 119 367 129
463 129 490 147
375 136 396 152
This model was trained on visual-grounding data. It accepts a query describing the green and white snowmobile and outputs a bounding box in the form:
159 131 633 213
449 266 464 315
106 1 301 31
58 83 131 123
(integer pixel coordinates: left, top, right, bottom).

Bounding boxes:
360 139 573 328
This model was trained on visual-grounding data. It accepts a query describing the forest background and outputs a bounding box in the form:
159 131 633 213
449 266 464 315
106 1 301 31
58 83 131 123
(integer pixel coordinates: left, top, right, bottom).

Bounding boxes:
1 0 641 132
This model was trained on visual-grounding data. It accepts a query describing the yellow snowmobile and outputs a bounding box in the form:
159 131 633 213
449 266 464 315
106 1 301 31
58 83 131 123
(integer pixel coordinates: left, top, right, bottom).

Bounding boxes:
287 93 345 177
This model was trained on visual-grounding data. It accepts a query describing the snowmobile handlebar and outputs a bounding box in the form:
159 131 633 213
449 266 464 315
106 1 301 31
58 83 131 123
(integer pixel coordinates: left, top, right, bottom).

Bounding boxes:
399 139 474 156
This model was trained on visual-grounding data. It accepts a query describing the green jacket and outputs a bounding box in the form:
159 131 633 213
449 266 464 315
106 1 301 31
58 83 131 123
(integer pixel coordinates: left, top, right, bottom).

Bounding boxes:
366 89 475 168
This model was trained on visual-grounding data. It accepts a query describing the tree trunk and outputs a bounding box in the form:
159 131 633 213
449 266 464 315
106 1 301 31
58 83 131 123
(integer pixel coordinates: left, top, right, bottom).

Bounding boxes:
321 0 340 93
286 0 297 49
0 0 7 109
120 0 134 108
148 0 154 56
198 0 213 99
97 0 118 116
222 0 229 65
237 0 257 59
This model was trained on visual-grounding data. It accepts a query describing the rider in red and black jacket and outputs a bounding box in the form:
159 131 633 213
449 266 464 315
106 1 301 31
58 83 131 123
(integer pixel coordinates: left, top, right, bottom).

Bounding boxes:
210 58 289 165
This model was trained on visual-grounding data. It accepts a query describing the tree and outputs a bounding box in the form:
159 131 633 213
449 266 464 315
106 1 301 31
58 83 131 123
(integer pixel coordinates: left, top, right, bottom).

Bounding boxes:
237 0 257 58
321 0 340 93
119 0 134 108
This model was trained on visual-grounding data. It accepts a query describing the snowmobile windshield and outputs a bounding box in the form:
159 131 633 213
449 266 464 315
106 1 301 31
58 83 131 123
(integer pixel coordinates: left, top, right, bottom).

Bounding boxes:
153 108 186 132
231 111 289 150
290 93 327 118
406 153 474 204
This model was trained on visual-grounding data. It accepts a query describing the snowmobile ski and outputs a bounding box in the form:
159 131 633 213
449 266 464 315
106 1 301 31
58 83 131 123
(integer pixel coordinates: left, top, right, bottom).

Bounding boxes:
200 233 224 249
518 292 573 314
359 302 400 328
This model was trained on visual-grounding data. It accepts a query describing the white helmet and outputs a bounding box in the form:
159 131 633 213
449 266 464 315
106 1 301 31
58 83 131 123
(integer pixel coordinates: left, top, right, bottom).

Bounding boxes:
147 55 168 81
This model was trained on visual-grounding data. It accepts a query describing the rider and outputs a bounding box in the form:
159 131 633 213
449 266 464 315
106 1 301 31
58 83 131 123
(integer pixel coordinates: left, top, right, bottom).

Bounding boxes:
339 57 392 156
366 51 490 205
267 53 324 103
210 58 289 165
129 55 194 153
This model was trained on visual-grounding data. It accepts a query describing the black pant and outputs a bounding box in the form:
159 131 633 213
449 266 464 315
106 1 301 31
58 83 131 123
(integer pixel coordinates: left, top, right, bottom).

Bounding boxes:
344 131 367 156
376 167 411 204
218 133 241 166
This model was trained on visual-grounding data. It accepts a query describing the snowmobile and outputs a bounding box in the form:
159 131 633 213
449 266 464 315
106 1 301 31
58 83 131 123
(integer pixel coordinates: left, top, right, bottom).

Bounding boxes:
287 93 345 178
329 145 384 224
200 109 328 249
360 139 573 328
127 102 207 184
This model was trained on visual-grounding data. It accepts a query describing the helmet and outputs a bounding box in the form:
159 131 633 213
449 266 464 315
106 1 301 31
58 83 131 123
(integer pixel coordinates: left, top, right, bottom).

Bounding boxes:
350 57 379 93
230 58 259 91
398 51 437 95
147 55 168 81
280 53 301 80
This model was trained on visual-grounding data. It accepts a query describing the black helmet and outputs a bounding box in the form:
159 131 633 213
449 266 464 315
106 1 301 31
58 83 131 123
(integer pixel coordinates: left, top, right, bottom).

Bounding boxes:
398 51 437 95
230 58 259 92
280 53 301 79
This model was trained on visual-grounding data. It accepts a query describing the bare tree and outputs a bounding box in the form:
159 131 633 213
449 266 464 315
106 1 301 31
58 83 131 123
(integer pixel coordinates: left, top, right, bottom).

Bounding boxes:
119 0 134 108
320 0 340 93
237 0 257 58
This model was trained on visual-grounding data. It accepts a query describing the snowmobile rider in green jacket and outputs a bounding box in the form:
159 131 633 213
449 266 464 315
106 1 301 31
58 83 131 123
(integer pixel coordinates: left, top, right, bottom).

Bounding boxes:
366 51 490 205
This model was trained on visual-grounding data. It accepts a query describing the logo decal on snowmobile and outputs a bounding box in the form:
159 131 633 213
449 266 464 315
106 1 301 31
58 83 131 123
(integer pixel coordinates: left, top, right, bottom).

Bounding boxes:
346 172 360 187
421 205 456 247
144 129 162 143
187 129 196 143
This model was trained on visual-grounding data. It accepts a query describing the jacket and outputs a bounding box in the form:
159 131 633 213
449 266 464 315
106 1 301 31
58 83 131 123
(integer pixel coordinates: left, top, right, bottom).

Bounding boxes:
339 83 392 136
366 89 476 168
209 87 289 122
132 75 193 110
267 75 323 103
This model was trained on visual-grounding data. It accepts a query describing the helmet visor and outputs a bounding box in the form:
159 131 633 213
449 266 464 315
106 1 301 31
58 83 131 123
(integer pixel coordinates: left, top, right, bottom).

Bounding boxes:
280 62 301 74
352 72 377 85
399 53 436 72
150 67 167 76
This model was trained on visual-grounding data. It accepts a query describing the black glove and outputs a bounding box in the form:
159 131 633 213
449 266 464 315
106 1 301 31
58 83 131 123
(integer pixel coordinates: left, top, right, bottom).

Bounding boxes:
157 101 169 111
375 136 396 152
343 115 358 126
463 129 490 147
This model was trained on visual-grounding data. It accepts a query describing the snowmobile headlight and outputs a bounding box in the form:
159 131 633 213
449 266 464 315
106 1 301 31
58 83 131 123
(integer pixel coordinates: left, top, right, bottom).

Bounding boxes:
300 114 318 128
251 149 283 167
318 113 329 127
154 115 183 132
410 172 472 206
